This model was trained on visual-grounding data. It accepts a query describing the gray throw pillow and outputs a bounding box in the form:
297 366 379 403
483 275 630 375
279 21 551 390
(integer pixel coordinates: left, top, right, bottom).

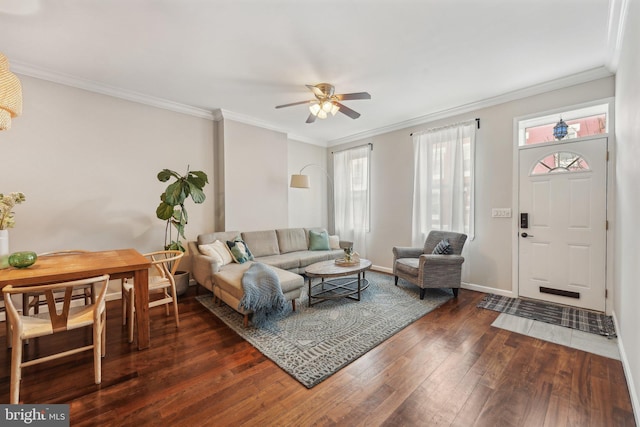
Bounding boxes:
432 238 453 255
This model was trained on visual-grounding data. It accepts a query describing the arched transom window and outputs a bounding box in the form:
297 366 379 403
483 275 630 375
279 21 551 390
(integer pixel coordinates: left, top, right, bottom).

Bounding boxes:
531 151 591 175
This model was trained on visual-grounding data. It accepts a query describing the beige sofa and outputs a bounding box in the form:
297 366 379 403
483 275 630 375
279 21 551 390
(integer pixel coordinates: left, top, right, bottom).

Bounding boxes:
188 228 349 325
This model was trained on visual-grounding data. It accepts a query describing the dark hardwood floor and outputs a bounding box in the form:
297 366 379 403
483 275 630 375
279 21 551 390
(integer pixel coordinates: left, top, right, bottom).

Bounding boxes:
0 278 635 426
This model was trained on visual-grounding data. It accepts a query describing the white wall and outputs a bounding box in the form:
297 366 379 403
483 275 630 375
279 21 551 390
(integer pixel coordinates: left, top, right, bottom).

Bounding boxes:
613 0 640 418
222 119 289 231
2 75 215 294
288 139 329 229
329 77 614 293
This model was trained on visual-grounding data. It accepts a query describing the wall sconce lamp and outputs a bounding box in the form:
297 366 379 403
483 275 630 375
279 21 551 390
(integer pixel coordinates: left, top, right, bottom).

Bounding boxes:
290 164 333 189
0 53 23 130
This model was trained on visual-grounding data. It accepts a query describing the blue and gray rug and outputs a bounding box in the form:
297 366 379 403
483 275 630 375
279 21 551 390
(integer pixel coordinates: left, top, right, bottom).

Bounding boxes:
197 271 452 388
478 294 616 337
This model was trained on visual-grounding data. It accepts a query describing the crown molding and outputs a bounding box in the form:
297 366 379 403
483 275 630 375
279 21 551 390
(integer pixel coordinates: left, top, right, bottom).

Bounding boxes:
605 0 630 72
10 60 614 148
218 109 326 146
12 61 215 120
328 66 614 147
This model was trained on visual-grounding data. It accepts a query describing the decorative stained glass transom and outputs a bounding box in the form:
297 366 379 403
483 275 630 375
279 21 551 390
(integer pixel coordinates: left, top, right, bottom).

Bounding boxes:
531 152 590 175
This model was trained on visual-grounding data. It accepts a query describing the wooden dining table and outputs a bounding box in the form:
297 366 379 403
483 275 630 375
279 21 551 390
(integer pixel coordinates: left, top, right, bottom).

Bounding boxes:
0 248 152 350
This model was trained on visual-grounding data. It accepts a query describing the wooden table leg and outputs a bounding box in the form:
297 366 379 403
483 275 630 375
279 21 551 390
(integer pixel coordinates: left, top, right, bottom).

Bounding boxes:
133 268 150 350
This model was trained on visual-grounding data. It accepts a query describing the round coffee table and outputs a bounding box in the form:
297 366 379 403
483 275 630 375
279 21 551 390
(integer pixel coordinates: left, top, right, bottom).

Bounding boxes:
304 259 372 307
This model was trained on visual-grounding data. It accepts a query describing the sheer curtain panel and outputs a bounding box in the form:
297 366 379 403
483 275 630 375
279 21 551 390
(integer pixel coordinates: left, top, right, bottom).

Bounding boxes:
333 145 371 256
411 121 475 247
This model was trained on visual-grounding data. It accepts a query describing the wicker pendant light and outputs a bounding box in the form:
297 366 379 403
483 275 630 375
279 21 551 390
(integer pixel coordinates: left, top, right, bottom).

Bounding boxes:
0 53 23 130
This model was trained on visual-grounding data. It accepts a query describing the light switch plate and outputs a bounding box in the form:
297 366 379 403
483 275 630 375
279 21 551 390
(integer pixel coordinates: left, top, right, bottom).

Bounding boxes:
492 208 512 218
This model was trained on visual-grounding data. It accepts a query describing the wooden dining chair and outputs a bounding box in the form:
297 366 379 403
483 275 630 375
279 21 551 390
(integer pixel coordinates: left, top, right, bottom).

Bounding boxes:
3 274 110 404
121 250 183 343
23 250 94 316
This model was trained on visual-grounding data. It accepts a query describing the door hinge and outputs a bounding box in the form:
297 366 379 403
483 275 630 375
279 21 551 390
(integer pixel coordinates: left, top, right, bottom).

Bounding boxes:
606 220 609 230
606 289 608 298
607 151 610 161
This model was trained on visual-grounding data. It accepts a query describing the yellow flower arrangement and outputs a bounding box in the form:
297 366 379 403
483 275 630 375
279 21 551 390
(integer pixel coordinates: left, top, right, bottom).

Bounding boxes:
0 192 26 230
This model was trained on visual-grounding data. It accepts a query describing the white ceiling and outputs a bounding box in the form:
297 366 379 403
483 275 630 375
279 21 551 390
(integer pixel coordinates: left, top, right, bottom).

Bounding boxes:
0 0 622 145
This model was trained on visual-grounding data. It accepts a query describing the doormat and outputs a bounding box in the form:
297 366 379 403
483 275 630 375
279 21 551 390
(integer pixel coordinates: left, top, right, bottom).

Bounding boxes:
478 294 616 337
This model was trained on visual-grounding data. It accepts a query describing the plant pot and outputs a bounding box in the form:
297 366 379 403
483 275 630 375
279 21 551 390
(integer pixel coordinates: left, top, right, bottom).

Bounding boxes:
173 271 190 297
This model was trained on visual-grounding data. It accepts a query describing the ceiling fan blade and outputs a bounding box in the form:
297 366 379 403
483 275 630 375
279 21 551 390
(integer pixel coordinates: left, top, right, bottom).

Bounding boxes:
306 113 317 124
335 102 361 119
306 84 325 98
335 92 371 101
275 100 311 109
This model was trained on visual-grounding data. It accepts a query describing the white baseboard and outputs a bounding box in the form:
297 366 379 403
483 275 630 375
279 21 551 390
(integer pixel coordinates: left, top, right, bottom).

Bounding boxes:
370 266 514 298
371 265 393 274
461 282 515 298
612 310 640 426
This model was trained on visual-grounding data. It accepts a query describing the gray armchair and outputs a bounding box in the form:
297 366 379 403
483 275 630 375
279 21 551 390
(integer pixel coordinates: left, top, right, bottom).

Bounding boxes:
392 231 467 299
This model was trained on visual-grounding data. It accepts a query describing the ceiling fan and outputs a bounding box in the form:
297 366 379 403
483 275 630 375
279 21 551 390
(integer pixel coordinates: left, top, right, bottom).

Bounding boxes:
275 83 371 124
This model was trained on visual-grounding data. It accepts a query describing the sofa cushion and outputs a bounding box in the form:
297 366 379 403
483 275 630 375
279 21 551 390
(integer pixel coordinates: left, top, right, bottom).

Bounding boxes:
296 250 331 267
255 252 300 271
226 237 254 263
396 258 419 276
276 228 307 253
213 261 304 301
309 229 330 250
198 231 240 246
199 240 233 266
329 235 340 250
304 227 328 247
241 230 280 258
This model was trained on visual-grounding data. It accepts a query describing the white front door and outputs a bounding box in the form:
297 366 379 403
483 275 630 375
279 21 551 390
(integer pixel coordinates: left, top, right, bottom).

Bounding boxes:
518 138 607 312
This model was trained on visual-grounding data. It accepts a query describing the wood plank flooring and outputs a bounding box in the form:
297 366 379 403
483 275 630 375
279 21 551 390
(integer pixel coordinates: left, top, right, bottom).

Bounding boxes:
0 279 635 426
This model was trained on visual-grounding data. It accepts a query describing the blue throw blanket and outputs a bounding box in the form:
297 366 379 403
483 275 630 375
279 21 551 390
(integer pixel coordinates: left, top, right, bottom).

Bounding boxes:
239 262 286 327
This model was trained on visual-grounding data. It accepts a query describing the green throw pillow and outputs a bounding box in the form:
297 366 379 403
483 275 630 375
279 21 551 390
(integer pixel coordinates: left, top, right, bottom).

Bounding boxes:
226 237 254 263
309 230 330 251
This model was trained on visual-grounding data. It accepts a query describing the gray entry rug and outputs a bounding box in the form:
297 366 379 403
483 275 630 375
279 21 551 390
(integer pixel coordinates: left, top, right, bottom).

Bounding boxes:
196 271 452 388
478 294 616 337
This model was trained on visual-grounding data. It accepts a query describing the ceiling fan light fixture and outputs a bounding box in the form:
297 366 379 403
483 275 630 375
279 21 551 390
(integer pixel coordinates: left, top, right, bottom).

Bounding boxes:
276 83 371 123
309 103 321 116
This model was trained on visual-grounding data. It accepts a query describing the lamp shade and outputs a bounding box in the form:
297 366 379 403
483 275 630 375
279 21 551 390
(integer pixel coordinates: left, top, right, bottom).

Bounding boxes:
0 53 23 130
290 174 311 188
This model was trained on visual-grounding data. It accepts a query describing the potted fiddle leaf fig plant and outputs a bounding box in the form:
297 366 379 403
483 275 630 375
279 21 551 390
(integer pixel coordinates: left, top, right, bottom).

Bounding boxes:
156 166 208 295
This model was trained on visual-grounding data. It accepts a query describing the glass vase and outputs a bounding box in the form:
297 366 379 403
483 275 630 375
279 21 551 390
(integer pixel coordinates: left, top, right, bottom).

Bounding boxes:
0 229 9 269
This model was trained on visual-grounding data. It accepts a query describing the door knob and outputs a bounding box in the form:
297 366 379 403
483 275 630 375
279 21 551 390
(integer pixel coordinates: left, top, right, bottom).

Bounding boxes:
521 232 534 238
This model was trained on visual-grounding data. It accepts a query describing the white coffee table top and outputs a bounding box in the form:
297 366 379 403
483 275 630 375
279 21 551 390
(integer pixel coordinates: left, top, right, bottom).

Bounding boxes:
305 259 372 278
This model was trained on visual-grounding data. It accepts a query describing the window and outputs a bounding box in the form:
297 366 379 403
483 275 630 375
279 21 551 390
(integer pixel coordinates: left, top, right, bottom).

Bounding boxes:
525 114 606 145
531 152 590 175
411 121 475 246
518 103 609 146
333 144 371 255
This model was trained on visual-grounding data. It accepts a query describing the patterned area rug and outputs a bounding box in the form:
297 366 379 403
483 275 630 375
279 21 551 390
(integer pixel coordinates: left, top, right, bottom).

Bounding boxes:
478 294 616 337
196 271 452 388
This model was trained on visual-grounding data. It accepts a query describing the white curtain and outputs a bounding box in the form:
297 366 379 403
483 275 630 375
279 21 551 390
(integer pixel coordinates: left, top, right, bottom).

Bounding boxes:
411 121 475 247
333 145 370 256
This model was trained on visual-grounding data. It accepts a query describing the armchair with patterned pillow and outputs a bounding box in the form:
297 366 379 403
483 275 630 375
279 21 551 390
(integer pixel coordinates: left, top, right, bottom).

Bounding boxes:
392 230 467 299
